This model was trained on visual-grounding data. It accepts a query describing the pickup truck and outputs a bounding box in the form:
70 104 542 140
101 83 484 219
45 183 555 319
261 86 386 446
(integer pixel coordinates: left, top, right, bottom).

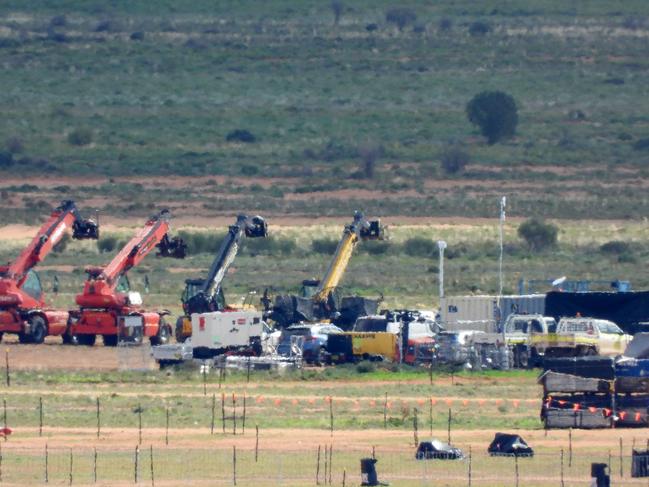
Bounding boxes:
538 317 633 358
470 314 556 368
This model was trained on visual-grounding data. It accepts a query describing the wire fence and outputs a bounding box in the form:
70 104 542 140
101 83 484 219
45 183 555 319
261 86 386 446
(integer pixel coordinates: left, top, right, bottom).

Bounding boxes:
0 444 647 486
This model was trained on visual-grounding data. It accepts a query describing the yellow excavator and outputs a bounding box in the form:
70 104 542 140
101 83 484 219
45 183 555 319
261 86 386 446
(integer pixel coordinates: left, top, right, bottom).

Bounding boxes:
266 211 384 329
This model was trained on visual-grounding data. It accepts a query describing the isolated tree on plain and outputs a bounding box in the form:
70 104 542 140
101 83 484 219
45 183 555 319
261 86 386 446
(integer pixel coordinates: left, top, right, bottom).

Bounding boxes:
440 145 470 175
466 91 518 145
331 0 344 25
518 218 558 251
386 7 417 32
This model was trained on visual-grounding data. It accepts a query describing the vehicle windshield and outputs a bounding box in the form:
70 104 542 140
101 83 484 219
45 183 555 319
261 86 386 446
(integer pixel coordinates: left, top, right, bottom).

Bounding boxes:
597 321 624 335
280 328 311 342
354 318 387 332
22 269 42 300
116 275 131 293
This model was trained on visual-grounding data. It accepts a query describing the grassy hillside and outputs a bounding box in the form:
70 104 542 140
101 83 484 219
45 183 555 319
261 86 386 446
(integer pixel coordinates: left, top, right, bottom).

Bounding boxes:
1 0 649 221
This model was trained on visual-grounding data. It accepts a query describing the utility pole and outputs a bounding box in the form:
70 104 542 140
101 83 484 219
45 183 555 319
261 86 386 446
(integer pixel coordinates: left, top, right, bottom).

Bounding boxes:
437 240 447 300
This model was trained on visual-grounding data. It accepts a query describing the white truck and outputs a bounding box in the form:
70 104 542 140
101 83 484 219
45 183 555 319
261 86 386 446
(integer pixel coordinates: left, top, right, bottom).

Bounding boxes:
539 317 633 358
151 310 268 366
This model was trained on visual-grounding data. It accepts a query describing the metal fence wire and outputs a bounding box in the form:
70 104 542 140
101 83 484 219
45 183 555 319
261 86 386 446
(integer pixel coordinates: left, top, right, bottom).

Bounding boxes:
0 445 647 486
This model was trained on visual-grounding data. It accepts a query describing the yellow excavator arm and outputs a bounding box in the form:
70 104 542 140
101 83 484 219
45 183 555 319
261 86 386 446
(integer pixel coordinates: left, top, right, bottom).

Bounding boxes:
313 211 384 303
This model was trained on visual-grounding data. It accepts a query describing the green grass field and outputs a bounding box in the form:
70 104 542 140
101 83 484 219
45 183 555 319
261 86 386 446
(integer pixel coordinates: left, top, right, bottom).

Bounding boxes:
1 0 649 221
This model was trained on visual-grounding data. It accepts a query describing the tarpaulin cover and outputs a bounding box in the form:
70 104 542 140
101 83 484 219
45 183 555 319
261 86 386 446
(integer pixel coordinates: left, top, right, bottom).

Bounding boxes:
545 291 649 334
416 440 464 460
623 333 649 359
488 433 534 457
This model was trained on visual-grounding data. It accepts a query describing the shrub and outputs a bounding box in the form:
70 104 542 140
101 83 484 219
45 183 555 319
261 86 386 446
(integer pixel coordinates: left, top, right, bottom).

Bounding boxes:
240 164 259 176
67 128 93 146
331 0 344 25
600 240 631 255
6 136 24 154
49 15 67 27
517 218 558 251
403 237 436 257
440 146 470 175
366 23 378 32
468 21 491 36
361 240 390 255
226 129 256 143
177 231 226 254
356 361 376 373
97 235 119 253
311 238 338 255
633 138 649 151
357 142 382 179
438 17 453 31
245 237 297 256
466 91 518 144
386 7 417 31
130 31 145 41
0 151 13 168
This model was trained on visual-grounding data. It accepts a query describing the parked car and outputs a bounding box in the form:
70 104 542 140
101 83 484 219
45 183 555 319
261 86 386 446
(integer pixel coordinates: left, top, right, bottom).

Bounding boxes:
276 324 343 364
539 317 633 357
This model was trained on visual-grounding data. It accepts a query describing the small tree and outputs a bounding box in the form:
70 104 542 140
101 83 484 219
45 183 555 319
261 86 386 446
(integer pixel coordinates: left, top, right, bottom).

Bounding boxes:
386 7 417 32
331 0 344 25
358 142 382 179
67 128 93 146
440 145 470 175
518 218 558 251
466 91 518 144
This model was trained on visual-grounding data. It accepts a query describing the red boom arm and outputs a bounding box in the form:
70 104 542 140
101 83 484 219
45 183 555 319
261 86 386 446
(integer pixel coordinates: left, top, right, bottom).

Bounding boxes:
1 200 98 288
76 210 185 309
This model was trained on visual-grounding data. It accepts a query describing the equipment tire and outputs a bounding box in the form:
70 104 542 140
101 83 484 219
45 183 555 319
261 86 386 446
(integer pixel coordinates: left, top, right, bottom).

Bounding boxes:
150 320 170 346
0 332 3 343
29 316 47 344
517 347 530 369
315 347 327 366
18 332 31 344
175 316 185 343
62 332 79 345
78 334 97 346
103 335 118 347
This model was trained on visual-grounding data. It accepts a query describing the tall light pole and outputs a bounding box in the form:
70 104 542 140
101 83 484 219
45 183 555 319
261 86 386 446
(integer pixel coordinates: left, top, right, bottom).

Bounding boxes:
437 240 447 300
498 196 506 298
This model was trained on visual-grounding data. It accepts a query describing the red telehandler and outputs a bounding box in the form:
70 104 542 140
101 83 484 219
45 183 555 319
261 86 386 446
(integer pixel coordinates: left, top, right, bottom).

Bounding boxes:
68 209 186 346
0 200 99 343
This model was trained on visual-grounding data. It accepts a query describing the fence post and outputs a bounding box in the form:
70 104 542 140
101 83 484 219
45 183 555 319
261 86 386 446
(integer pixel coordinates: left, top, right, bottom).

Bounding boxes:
68 449 73 486
429 398 433 437
342 469 346 487
165 407 169 446
383 393 388 429
232 393 237 436
134 445 139 484
0 441 3 482
246 357 251 383
150 445 154 487
568 428 572 467
39 396 43 436
316 445 321 485
255 425 259 462
96 397 100 438
221 393 226 434
468 445 472 487
203 362 207 396
619 437 623 478
242 393 246 434
5 349 9 387
329 397 334 437
560 448 564 487
514 453 519 487
447 408 452 445
45 443 48 483
93 447 97 484
138 403 142 445
324 445 328 486
3 398 7 438
413 407 419 447
328 444 333 485
232 445 237 486
210 394 216 435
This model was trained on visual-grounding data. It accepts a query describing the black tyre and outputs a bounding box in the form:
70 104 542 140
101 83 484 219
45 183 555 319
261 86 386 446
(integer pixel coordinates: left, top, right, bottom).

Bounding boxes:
103 335 118 347
62 332 79 345
517 347 530 369
18 332 31 344
315 347 327 366
0 332 3 343
150 319 170 346
77 334 97 346
29 316 47 344
174 316 185 343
